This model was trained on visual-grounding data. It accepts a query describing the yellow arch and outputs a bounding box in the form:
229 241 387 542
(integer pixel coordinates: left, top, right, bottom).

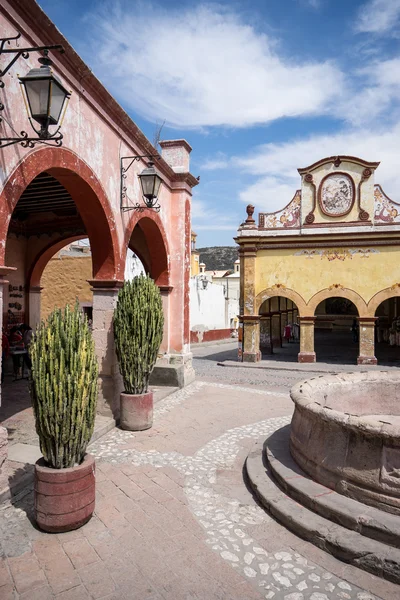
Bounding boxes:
368 286 400 316
255 286 308 316
308 287 368 317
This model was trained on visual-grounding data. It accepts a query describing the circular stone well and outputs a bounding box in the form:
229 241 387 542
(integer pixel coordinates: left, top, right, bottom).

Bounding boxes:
290 371 400 515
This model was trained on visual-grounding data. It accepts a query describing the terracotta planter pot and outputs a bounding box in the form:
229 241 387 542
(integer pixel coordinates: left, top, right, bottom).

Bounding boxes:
120 391 153 431
34 453 95 533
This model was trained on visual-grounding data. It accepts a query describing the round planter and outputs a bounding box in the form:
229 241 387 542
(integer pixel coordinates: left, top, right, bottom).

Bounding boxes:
34 453 95 533
120 391 153 431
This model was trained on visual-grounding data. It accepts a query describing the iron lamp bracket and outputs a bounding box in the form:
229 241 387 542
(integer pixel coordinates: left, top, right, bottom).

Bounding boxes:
120 154 160 212
0 32 65 148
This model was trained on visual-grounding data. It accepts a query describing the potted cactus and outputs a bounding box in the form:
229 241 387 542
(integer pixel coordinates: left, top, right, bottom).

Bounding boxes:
114 275 164 431
30 302 98 533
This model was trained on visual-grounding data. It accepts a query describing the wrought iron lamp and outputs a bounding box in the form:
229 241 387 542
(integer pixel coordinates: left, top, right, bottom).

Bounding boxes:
0 33 70 148
121 155 164 212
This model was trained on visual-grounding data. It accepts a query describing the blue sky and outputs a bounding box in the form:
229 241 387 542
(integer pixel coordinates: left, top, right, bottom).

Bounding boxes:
39 0 400 247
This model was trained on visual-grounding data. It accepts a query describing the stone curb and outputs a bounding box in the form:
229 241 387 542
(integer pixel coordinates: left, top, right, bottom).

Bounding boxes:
267 425 400 548
245 437 400 584
218 359 396 373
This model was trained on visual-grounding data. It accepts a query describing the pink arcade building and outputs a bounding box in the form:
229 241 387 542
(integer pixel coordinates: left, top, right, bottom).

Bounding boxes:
0 0 198 416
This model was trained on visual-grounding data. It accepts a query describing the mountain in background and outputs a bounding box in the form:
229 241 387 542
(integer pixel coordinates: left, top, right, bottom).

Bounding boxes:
198 246 238 271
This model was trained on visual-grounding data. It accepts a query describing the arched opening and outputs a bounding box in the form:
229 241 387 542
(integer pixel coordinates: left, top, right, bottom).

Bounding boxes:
258 296 300 361
314 297 359 364
127 216 169 286
375 296 400 366
0 151 118 442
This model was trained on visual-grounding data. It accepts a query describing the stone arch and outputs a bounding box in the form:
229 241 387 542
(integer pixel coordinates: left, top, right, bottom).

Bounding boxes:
124 211 170 286
368 286 400 316
255 287 308 316
308 287 368 317
0 147 120 281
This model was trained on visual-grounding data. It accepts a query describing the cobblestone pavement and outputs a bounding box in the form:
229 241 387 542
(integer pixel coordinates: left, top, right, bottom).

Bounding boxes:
0 349 398 599
192 343 332 392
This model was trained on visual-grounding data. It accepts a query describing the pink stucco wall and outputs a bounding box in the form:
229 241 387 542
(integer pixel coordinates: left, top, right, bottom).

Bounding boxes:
0 0 198 364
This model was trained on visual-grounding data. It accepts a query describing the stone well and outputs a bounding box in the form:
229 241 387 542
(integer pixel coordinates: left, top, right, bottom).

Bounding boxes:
290 371 400 515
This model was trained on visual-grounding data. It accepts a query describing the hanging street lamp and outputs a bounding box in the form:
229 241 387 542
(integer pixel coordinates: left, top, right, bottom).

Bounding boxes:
120 156 164 212
0 33 70 149
18 49 70 141
137 161 163 209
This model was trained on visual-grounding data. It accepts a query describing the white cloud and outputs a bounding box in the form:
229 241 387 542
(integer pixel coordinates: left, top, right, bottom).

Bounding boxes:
303 0 322 9
201 153 229 171
355 0 400 34
236 122 400 212
83 2 344 129
191 196 239 232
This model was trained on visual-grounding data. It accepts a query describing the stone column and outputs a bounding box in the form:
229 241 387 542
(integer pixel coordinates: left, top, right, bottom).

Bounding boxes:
239 246 260 362
28 286 42 330
271 314 282 349
298 316 316 363
260 316 272 354
358 317 377 365
89 279 123 419
158 285 172 354
281 299 288 331
242 316 261 362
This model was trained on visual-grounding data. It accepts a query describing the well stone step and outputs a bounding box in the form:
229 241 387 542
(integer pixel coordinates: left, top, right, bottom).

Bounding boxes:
245 435 400 584
267 425 400 549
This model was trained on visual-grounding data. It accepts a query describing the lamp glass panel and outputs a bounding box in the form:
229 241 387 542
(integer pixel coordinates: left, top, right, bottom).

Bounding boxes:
24 79 51 122
153 174 162 197
140 174 156 198
49 80 67 123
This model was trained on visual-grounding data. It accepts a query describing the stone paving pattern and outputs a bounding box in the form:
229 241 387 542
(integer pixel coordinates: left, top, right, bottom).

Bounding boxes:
0 343 398 599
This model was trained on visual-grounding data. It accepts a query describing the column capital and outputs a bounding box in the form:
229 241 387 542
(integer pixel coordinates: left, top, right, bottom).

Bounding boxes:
358 317 378 323
158 285 174 295
88 279 124 291
299 316 315 323
29 286 43 294
239 315 260 322
0 266 16 280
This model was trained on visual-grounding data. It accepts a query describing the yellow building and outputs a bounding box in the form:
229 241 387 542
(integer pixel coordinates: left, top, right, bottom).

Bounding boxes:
191 231 200 276
41 243 93 321
235 155 400 365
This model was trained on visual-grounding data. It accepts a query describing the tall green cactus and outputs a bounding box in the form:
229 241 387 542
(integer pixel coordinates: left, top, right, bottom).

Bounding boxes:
114 275 164 395
30 302 98 469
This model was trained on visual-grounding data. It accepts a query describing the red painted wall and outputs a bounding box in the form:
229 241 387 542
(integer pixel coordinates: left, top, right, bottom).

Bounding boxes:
190 329 233 344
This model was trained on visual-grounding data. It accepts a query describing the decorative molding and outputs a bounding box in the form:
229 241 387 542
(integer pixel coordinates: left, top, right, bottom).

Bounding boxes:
294 248 379 260
258 191 301 229
357 168 372 221
391 283 400 290
270 283 286 290
255 238 400 250
318 172 355 218
298 155 380 175
374 185 400 224
328 284 344 290
303 220 372 228
304 173 316 224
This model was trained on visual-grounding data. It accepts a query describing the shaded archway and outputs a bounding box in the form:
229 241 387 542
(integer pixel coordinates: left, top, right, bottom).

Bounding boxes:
258 295 300 362
314 296 359 364
373 294 400 366
125 212 170 286
0 147 120 281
